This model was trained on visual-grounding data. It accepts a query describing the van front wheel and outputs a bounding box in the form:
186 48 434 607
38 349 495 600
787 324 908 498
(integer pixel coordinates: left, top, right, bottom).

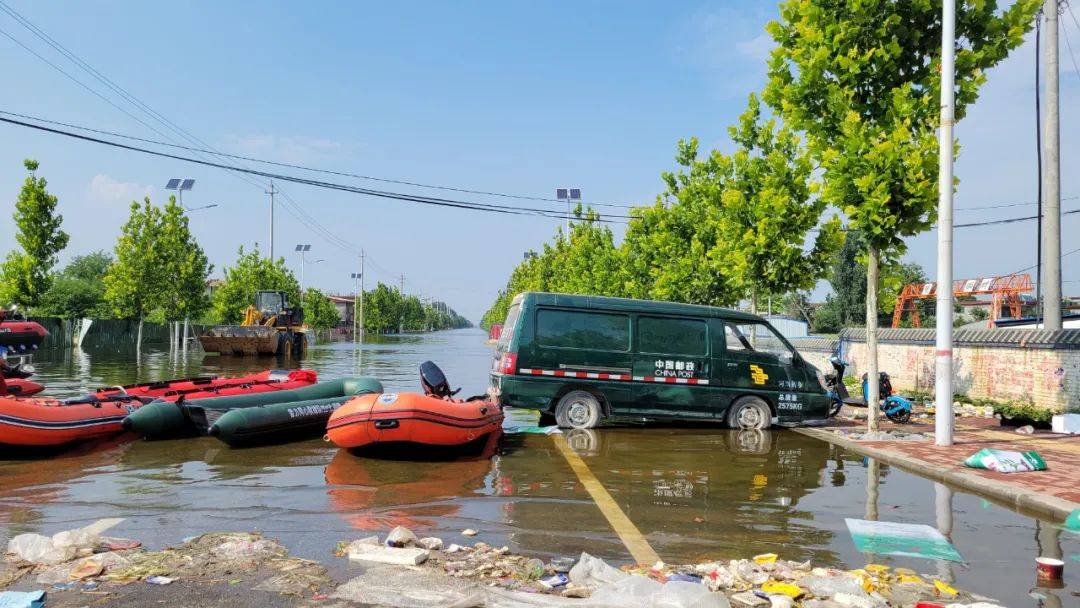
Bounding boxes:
555 391 603 429
727 396 772 430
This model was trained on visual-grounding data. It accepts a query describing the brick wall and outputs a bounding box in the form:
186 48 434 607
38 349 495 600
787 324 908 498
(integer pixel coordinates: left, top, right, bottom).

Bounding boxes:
791 329 1079 413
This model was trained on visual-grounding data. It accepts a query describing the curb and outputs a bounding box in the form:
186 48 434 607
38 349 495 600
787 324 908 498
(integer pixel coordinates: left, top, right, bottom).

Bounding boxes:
793 427 1078 523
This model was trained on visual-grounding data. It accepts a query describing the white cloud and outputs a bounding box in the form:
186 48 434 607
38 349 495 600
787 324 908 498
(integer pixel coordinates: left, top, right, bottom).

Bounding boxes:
223 134 349 164
86 174 153 204
736 33 774 61
670 7 777 101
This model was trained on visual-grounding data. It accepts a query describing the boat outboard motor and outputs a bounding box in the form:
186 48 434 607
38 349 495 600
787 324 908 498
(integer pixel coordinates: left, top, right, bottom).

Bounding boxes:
419 360 460 399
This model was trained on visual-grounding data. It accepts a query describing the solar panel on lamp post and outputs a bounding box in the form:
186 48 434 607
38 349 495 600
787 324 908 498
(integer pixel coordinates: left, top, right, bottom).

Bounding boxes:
556 188 582 232
164 178 195 207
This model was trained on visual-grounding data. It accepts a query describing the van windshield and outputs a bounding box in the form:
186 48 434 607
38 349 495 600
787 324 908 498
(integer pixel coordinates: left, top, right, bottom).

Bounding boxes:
497 304 521 351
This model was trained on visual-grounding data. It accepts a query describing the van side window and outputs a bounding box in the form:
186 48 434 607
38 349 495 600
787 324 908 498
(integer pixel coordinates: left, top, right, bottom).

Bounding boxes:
536 309 629 351
726 322 793 357
638 317 707 356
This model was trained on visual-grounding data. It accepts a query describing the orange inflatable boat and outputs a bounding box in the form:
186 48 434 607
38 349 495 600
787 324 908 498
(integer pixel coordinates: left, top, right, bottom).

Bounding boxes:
0 369 317 448
326 361 502 450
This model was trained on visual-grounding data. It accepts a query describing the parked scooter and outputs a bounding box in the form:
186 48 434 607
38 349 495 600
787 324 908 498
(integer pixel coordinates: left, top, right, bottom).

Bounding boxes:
823 355 912 423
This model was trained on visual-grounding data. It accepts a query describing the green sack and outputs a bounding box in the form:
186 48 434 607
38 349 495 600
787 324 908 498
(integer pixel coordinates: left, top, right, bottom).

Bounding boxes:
963 448 1047 473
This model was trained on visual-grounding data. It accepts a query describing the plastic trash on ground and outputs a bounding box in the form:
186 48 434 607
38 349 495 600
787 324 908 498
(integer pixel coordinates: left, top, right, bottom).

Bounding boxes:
962 448 1047 473
0 590 46 608
845 519 964 562
6 518 124 566
568 552 629 588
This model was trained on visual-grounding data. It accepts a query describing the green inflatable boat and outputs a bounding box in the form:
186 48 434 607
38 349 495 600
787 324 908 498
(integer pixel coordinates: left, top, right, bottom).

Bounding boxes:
123 377 383 440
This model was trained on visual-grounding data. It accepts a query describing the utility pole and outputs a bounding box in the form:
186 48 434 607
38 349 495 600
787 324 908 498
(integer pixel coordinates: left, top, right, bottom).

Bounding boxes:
351 251 365 341
1042 0 1062 329
399 274 405 294
266 180 278 260
935 0 956 447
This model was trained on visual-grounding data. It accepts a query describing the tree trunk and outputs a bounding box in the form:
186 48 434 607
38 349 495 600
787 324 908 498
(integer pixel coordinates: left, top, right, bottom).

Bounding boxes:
136 317 144 352
183 317 189 353
866 246 880 432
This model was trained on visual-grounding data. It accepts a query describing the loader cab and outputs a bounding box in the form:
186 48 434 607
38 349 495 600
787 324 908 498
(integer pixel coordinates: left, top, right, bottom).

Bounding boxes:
256 291 288 316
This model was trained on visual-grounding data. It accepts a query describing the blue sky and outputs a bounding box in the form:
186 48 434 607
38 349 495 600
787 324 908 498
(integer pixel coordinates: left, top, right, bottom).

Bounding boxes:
0 1 1076 321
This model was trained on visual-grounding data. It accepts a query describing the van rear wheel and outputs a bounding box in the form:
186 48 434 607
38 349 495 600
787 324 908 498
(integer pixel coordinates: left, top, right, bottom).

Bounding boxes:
727 396 772 430
555 391 602 429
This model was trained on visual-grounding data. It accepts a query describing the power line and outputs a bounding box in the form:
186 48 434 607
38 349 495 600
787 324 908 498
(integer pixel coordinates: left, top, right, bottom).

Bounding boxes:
0 114 630 222
1065 2 1080 81
0 110 636 209
0 10 268 193
1007 245 1080 275
953 207 1078 228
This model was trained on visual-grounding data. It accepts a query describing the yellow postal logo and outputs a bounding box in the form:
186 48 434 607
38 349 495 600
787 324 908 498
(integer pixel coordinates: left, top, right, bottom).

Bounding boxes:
749 364 769 385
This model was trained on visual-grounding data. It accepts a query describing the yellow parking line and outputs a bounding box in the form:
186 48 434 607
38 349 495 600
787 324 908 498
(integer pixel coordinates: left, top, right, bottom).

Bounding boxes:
552 434 661 565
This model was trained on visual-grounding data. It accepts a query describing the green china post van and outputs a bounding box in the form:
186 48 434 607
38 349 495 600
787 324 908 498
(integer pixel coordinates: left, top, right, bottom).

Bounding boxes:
489 292 835 429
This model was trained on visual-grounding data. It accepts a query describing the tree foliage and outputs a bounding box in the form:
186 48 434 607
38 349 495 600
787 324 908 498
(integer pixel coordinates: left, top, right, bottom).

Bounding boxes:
158 198 212 321
104 199 165 322
303 288 341 330
362 283 470 333
211 247 300 324
38 251 112 319
763 0 1037 259
0 159 69 308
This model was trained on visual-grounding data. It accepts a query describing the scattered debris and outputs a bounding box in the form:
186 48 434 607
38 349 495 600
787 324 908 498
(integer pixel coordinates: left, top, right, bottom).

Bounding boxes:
145 575 174 585
347 542 429 566
6 518 125 566
386 526 419 548
1014 425 1035 435
963 448 1047 473
418 537 444 551
0 590 45 608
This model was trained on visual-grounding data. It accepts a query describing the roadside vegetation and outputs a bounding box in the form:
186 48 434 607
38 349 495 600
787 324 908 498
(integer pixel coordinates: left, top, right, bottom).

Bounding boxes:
0 161 466 340
483 1 1039 431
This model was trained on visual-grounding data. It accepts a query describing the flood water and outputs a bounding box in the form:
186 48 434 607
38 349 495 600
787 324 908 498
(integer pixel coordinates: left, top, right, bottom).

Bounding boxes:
2 328 1076 607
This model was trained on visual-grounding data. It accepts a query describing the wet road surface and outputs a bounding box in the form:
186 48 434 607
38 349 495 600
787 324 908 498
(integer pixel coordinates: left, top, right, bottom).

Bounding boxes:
1 328 1076 607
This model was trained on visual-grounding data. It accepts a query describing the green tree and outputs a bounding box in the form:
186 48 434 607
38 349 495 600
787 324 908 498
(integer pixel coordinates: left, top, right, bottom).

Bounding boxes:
158 198 212 324
363 282 404 333
622 143 742 306
38 251 113 319
0 159 69 309
303 288 341 335
764 0 1036 430
401 295 426 331
717 94 842 311
104 199 164 348
211 247 300 324
482 208 628 327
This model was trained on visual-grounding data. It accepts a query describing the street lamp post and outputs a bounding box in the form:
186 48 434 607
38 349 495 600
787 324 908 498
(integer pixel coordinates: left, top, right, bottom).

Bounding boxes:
556 188 582 232
163 179 196 353
295 245 312 309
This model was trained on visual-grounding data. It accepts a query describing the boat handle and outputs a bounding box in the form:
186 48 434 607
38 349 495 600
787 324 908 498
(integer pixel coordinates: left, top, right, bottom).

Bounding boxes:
374 419 399 430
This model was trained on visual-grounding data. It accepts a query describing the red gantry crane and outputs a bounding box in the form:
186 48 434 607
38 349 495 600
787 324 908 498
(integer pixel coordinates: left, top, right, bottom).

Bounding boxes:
891 274 1033 329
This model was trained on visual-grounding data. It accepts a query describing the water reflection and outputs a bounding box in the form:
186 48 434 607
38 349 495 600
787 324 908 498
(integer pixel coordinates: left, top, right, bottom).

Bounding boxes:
1 330 1075 607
